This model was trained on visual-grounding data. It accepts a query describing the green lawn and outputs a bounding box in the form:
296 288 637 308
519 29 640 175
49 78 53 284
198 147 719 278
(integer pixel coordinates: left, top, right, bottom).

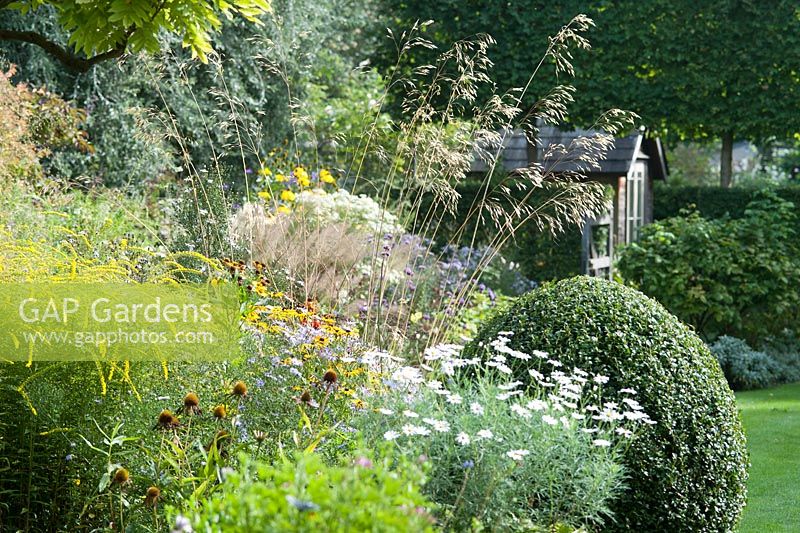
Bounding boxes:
736 382 800 532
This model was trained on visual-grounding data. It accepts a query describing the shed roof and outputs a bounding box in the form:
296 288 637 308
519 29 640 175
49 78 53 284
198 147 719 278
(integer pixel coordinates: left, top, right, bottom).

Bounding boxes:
471 126 668 180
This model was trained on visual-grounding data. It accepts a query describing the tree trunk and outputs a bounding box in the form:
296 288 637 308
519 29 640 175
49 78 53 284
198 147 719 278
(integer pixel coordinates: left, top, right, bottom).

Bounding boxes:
720 131 734 188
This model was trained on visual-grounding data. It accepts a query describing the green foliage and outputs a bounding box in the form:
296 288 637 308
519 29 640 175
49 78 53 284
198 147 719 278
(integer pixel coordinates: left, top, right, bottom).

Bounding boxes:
0 0 380 187
709 336 786 391
464 277 749 532
5 0 270 62
172 450 435 532
0 65 90 181
618 191 800 342
654 183 800 221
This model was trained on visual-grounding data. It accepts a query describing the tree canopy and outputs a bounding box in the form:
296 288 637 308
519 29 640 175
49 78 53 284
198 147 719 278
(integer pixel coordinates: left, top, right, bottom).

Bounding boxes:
372 0 800 185
0 0 271 70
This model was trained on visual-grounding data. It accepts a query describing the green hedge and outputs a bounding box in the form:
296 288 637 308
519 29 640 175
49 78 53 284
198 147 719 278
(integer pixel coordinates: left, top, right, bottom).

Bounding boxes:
464 277 749 532
654 183 800 220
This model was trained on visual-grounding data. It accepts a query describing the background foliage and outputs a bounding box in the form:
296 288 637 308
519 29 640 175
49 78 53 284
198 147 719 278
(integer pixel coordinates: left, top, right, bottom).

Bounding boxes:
619 191 800 342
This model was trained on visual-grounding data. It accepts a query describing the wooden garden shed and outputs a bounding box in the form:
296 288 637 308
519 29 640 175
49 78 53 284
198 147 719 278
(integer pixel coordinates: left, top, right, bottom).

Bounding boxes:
471 126 669 278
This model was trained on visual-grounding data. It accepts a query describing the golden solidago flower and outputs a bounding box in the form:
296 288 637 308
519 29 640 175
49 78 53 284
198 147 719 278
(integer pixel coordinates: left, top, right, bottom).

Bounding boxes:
145 486 161 508
257 190 271 201
113 467 130 485
319 169 336 184
280 189 296 202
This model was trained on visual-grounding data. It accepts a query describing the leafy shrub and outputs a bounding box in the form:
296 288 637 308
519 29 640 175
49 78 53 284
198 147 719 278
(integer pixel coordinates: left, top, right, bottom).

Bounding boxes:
761 330 800 383
171 451 435 532
463 277 749 532
618 191 800 342
709 336 786 391
0 65 90 182
357 342 654 531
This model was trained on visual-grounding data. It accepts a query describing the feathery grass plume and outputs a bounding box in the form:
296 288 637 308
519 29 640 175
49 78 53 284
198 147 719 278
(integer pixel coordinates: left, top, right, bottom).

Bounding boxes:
140 14 635 354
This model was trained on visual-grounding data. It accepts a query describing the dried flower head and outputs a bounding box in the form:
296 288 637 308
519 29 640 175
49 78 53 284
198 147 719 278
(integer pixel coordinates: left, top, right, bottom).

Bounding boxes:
155 409 179 430
300 390 312 403
144 486 161 508
181 392 202 415
231 381 248 397
213 404 227 419
113 467 130 485
253 430 267 443
322 369 338 385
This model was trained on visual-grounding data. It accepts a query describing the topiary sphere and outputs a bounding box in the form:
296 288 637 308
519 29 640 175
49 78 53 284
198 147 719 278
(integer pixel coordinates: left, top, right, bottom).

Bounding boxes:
464 276 748 531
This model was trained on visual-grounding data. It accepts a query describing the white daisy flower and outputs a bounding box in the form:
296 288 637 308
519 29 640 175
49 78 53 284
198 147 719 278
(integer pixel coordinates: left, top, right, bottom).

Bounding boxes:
456 432 471 445
541 415 558 426
470 402 484 415
378 408 394 415
476 429 494 440
383 430 400 441
510 404 532 419
593 439 612 447
593 374 610 385
403 410 419 418
496 390 523 401
506 449 530 461
446 394 463 405
526 399 548 411
498 381 523 390
401 424 430 436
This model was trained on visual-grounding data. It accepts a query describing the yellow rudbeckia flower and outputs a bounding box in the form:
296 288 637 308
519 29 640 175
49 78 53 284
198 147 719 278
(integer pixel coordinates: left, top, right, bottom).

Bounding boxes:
319 169 336 184
277 205 292 214
280 190 296 202
294 166 309 182
275 173 288 182
257 191 271 201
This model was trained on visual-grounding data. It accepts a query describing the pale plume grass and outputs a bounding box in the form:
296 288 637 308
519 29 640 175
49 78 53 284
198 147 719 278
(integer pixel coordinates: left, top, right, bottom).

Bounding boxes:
136 13 637 356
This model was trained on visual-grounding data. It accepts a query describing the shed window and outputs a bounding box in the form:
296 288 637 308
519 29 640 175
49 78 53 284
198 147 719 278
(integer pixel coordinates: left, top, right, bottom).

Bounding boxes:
626 161 646 241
